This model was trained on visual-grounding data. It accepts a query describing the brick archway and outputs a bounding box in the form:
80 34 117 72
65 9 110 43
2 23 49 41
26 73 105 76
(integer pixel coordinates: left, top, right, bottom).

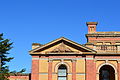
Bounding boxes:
97 63 117 80
99 65 115 80
55 62 70 73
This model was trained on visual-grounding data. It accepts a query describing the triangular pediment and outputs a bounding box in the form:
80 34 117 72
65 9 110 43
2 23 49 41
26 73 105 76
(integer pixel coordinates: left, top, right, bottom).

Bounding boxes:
50 42 73 53
29 37 96 55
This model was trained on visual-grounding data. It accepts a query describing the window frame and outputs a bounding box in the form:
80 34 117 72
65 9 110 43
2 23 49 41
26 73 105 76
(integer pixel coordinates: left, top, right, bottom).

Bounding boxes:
58 64 67 80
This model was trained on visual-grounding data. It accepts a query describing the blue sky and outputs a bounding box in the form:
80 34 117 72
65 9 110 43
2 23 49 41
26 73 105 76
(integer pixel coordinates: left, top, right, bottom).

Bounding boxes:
1 0 120 73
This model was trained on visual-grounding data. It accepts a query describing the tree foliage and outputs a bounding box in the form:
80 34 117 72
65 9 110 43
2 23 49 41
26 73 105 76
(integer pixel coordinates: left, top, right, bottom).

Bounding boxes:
10 68 26 74
0 33 13 80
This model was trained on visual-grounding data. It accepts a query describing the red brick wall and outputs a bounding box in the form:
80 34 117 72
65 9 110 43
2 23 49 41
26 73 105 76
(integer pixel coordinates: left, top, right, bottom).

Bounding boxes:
72 60 76 80
86 55 96 80
118 62 120 80
9 75 30 80
31 56 39 80
48 60 52 80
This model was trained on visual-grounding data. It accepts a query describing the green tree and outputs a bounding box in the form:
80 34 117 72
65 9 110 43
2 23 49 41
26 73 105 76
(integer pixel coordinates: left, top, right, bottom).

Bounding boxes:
0 33 13 80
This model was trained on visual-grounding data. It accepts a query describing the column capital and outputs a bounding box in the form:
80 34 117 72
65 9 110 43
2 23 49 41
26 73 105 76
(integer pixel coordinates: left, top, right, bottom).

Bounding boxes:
60 59 64 62
105 60 108 63
71 59 76 62
94 59 97 63
117 60 120 63
48 59 53 62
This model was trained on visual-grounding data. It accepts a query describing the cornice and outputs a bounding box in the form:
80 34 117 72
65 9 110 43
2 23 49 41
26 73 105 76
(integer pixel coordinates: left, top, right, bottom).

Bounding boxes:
86 33 120 37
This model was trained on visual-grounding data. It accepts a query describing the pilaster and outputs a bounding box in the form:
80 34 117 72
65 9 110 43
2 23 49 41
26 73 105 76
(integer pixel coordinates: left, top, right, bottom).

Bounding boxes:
86 55 96 80
48 59 52 80
72 59 76 80
117 60 120 80
31 56 39 80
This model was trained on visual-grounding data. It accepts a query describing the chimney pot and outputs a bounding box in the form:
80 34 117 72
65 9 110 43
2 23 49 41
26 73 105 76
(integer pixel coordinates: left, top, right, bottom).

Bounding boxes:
86 22 98 33
86 22 98 25
32 43 42 49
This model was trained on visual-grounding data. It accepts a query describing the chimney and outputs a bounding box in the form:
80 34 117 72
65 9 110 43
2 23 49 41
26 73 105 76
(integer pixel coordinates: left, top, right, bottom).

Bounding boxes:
86 22 98 33
32 43 42 49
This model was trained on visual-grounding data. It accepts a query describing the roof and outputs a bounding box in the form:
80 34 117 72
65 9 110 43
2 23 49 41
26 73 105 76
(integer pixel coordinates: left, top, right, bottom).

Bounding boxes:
86 31 120 37
29 37 96 54
10 73 30 76
96 32 120 34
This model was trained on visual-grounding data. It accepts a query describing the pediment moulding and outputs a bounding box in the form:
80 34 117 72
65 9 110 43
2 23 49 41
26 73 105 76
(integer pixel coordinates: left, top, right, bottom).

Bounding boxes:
29 37 96 55
48 42 73 53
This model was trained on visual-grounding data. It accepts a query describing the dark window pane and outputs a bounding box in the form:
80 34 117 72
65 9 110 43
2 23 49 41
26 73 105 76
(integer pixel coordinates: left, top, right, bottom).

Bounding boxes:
102 70 109 80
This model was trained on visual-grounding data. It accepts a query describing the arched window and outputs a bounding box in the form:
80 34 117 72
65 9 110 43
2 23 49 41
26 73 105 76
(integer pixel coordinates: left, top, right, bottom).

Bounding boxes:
99 65 115 80
58 64 67 80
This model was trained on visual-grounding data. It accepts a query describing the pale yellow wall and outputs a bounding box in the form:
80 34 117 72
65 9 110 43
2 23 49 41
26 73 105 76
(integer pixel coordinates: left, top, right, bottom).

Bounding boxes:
39 60 48 73
64 60 72 73
39 59 86 80
67 74 72 80
76 59 85 73
108 60 117 68
38 58 118 80
39 74 48 80
76 75 85 80
96 60 105 70
52 60 61 73
52 74 57 80
76 59 85 80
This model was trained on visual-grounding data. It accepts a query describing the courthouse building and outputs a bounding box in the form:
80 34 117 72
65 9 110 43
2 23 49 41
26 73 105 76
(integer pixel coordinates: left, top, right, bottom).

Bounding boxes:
9 22 120 80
